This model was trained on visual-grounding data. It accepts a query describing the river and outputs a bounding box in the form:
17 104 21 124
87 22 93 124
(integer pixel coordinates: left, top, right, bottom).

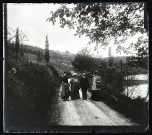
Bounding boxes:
123 74 149 100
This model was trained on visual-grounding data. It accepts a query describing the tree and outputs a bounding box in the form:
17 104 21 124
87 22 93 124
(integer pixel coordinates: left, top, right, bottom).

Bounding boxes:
108 56 114 67
44 35 50 65
65 50 70 56
108 46 114 67
7 27 28 45
15 28 20 60
71 47 97 73
47 3 147 54
134 36 148 68
37 50 42 64
126 35 148 69
7 27 29 61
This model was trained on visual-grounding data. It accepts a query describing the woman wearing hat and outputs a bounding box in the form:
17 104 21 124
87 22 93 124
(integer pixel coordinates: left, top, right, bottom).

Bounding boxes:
91 70 101 101
69 73 80 100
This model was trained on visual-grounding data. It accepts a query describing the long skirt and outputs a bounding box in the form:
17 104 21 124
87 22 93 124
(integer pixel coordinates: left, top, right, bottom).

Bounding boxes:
61 84 70 99
71 84 80 100
91 90 101 101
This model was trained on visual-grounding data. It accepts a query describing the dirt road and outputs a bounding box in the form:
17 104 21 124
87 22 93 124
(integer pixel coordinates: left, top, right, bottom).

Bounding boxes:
49 88 138 126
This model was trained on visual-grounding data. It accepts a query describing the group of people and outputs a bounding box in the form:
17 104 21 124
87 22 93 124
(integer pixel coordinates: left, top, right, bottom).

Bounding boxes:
60 70 101 101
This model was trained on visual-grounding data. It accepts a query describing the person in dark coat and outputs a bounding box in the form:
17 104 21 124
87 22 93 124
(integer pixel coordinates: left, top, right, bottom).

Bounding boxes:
80 72 89 100
60 72 70 101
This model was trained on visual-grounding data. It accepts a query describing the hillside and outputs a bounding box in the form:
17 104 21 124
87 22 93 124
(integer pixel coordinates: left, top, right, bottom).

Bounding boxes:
22 45 75 59
21 44 75 74
20 44 128 74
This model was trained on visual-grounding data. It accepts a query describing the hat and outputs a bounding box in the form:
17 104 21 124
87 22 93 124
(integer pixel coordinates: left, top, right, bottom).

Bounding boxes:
95 70 98 73
73 73 77 76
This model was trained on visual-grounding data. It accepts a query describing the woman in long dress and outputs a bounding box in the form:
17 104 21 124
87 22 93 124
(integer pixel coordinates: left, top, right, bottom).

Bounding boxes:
60 72 70 101
69 73 80 100
91 71 101 101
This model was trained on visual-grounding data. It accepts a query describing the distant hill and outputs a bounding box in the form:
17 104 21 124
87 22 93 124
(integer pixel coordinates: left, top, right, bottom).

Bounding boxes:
21 44 128 74
22 45 75 59
21 44 75 74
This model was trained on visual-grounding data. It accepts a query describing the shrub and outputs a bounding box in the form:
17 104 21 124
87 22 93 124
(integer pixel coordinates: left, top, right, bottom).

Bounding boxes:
47 64 59 77
71 53 97 73
5 59 60 128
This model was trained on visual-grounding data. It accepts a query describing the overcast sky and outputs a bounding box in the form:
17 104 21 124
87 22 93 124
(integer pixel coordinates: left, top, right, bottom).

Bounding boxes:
7 3 147 57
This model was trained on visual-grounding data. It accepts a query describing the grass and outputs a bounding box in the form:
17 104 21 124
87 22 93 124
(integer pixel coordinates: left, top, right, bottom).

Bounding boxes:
24 52 74 74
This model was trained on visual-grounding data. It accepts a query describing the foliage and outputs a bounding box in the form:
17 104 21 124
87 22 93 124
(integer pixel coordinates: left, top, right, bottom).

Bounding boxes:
7 27 29 45
5 42 60 128
7 43 26 62
37 50 42 63
71 48 126 96
15 28 20 57
98 59 124 95
98 89 148 125
48 3 148 70
71 46 147 98
95 58 148 124
6 58 60 127
44 35 50 64
126 55 148 73
47 3 146 53
108 56 114 66
125 35 148 69
7 27 30 61
71 47 147 99
47 64 59 77
71 48 97 73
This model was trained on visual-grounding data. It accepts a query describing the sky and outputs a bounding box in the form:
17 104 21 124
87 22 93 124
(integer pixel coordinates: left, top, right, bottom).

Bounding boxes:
7 3 147 57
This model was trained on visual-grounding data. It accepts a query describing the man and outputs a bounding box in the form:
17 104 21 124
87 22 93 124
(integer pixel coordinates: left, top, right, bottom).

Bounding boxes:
80 72 89 100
